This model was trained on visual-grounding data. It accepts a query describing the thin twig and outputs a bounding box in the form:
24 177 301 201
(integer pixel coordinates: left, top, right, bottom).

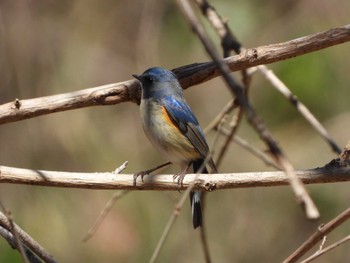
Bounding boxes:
284 207 350 263
204 99 235 133
199 211 212 263
82 191 129 242
215 107 243 167
257 65 342 154
149 161 208 263
83 161 130 242
149 181 196 263
177 0 319 219
206 100 280 170
113 161 129 174
300 235 350 263
319 236 327 251
218 128 281 170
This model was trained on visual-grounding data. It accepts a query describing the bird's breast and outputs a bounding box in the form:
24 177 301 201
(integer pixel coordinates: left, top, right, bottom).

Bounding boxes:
140 98 201 165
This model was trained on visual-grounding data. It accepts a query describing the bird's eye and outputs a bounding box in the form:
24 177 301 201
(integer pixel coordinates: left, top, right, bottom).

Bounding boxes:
145 76 154 83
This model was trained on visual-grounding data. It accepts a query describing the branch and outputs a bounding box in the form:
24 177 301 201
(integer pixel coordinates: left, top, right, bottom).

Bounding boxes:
0 25 349 125
177 0 319 219
0 226 43 263
284 207 350 263
256 65 342 154
284 141 350 262
300 234 350 263
0 212 57 263
1 165 350 190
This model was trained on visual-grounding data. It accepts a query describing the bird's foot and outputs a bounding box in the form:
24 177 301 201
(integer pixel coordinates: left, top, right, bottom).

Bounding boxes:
133 162 172 186
173 163 191 187
173 171 186 186
133 170 149 186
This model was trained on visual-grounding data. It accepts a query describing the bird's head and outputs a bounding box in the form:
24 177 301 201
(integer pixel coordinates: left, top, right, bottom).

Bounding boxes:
132 67 183 99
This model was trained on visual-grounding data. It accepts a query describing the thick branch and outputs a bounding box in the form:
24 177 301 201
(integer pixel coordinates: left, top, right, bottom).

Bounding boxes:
0 25 349 125
0 165 349 191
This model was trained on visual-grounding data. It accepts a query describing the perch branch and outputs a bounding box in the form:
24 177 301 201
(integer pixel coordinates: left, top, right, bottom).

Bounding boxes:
1 165 350 191
0 25 348 125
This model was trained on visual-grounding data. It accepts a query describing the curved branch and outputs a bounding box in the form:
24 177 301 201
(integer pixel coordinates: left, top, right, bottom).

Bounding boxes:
0 25 349 125
0 165 349 191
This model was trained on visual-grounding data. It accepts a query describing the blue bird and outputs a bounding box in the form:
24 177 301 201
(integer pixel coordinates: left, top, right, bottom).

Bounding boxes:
132 67 217 228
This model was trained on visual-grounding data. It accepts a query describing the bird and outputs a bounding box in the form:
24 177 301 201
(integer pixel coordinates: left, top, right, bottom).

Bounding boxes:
132 67 217 228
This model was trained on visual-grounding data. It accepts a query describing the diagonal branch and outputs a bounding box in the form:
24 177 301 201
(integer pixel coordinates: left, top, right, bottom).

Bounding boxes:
300 234 350 263
284 207 350 263
193 0 341 154
0 25 349 125
177 0 319 219
256 65 341 154
0 211 57 263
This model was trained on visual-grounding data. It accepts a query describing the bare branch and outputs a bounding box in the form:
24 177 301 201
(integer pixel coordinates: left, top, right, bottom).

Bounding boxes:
0 25 348 125
257 65 341 154
194 0 340 158
300 235 350 263
0 202 30 263
284 207 350 263
0 211 57 263
0 226 43 263
1 165 350 191
218 128 281 170
177 0 319 219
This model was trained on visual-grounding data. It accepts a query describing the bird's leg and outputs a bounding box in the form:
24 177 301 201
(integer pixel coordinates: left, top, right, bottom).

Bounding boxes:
133 161 172 186
173 162 192 186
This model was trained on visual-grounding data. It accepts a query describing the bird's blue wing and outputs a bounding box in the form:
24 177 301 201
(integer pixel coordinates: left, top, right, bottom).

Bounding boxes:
163 96 210 159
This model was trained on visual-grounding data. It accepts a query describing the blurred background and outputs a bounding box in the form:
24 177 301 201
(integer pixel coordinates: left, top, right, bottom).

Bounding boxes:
0 0 349 262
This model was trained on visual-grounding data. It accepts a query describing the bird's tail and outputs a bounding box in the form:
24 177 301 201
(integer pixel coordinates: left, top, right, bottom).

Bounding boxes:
190 159 208 229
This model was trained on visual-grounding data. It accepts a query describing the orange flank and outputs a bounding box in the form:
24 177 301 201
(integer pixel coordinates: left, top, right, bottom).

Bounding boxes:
161 106 180 131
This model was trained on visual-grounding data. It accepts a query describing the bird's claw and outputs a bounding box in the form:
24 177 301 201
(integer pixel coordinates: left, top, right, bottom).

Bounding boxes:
133 170 149 186
173 172 186 187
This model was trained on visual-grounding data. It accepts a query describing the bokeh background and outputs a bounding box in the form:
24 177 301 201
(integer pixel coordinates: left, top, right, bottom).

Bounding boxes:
0 0 349 262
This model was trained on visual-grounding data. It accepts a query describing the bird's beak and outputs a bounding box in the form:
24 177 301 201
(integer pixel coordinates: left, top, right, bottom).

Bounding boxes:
132 74 141 81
